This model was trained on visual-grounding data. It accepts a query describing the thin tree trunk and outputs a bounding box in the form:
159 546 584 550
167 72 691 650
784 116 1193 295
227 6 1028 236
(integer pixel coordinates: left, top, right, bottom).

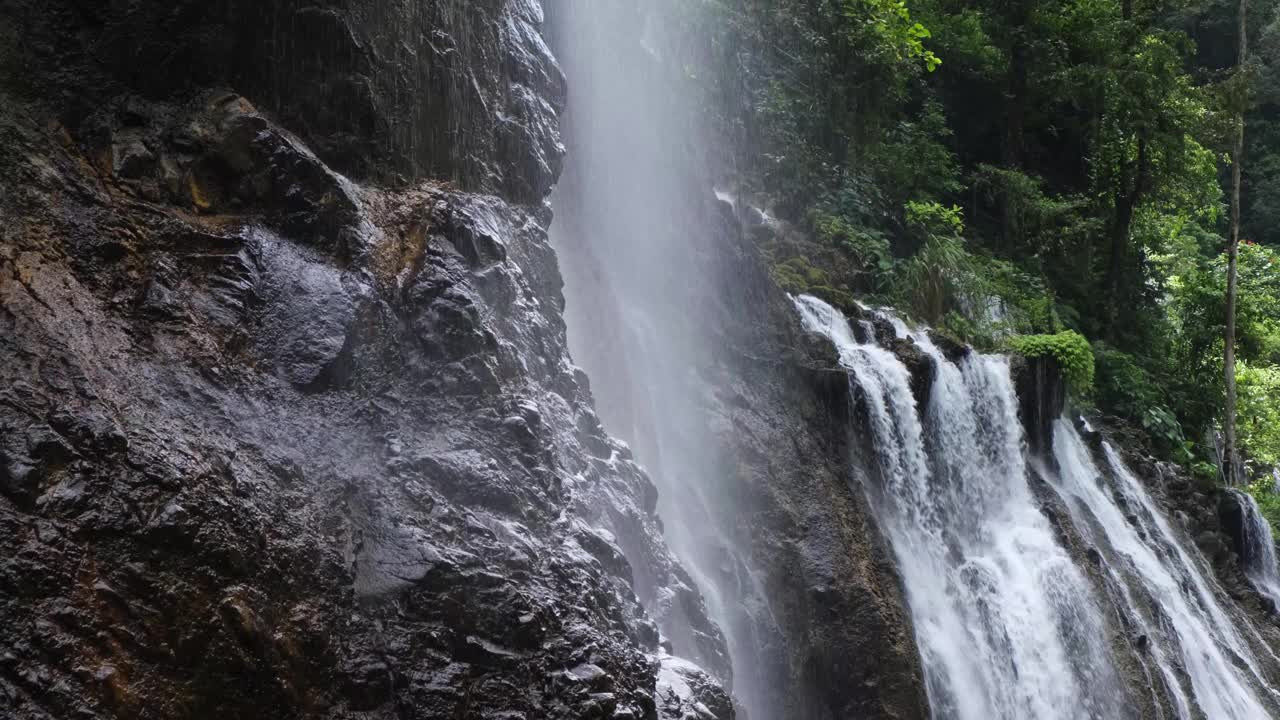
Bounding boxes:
1224 0 1248 485
1002 1 1029 252
1105 137 1146 334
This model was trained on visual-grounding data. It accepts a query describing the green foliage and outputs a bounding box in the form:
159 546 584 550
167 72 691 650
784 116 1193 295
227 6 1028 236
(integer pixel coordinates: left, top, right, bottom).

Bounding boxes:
925 257 1057 349
1141 406 1192 462
810 208 895 283
971 165 1096 258
710 0 1280 474
897 201 971 322
969 258 1058 333
888 200 1067 347
1230 244 1280 362
1237 363 1280 467
850 0 942 71
1093 344 1163 419
905 200 964 236
939 310 981 344
1008 331 1096 392
704 0 943 218
868 99 962 206
1091 343 1193 458
1167 242 1280 437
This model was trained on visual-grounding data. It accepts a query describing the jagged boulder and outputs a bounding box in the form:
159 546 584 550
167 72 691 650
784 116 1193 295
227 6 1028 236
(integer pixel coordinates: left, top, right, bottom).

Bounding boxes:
890 337 936 406
655 655 735 720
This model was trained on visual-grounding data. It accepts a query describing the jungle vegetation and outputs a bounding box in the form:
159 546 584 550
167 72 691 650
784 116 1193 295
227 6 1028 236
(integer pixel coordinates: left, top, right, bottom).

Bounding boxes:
680 0 1280 524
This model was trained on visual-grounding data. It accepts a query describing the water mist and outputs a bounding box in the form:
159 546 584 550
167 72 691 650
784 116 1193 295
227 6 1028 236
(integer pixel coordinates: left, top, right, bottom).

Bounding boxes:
546 1 773 715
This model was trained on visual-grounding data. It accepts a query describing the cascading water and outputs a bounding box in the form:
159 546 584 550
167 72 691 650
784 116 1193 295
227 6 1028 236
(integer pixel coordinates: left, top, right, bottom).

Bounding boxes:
546 1 774 714
1231 489 1280 607
794 293 1280 720
794 295 1124 719
1050 424 1278 719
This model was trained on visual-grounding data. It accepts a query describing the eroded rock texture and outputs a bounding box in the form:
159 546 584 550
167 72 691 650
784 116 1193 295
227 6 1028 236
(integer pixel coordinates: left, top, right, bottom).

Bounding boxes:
0 2 729 718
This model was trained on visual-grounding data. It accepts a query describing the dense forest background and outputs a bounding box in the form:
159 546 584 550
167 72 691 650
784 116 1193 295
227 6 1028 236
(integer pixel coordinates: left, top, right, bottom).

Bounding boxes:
663 0 1280 525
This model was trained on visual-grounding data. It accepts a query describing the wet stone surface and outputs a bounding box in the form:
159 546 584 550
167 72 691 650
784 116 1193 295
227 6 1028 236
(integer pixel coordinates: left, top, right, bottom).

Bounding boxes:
0 1 730 718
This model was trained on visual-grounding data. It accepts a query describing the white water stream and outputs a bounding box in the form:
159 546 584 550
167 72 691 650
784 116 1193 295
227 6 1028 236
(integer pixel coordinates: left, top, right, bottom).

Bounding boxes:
1233 488 1280 609
794 293 1279 720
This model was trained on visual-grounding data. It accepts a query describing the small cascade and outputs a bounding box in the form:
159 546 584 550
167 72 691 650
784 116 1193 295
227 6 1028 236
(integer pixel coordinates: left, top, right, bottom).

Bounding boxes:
1231 488 1280 608
794 294 1280 720
794 295 1124 719
1050 424 1276 719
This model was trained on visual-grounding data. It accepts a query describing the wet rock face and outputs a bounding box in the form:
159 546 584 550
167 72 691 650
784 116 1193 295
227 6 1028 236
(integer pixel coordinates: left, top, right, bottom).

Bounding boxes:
1012 355 1066 457
5 0 564 199
1219 489 1251 563
0 1 727 719
889 337 935 407
655 655 734 720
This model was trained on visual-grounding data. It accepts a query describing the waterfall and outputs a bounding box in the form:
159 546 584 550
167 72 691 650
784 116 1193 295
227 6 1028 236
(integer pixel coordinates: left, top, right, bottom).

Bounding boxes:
794 295 1124 719
546 2 773 714
1050 424 1276 718
1231 488 1280 608
794 294 1280 720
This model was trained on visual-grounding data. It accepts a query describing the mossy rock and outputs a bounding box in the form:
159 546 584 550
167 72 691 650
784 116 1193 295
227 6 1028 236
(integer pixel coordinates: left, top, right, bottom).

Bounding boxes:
770 256 856 311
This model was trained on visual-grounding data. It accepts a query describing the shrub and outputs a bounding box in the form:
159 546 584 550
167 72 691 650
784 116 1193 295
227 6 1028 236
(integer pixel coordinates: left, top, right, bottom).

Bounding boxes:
1092 342 1189 458
1140 405 1191 461
1093 343 1163 420
897 201 971 323
973 257 1057 333
1008 331 1095 392
808 207 894 285
1238 363 1280 467
946 255 1059 348
866 99 961 206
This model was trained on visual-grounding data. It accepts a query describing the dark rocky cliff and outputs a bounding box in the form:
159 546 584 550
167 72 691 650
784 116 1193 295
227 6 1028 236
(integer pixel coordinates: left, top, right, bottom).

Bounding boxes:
0 2 731 718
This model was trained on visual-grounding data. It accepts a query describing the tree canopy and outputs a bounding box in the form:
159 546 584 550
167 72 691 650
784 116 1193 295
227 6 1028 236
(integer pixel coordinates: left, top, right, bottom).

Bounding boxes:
689 0 1280 501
